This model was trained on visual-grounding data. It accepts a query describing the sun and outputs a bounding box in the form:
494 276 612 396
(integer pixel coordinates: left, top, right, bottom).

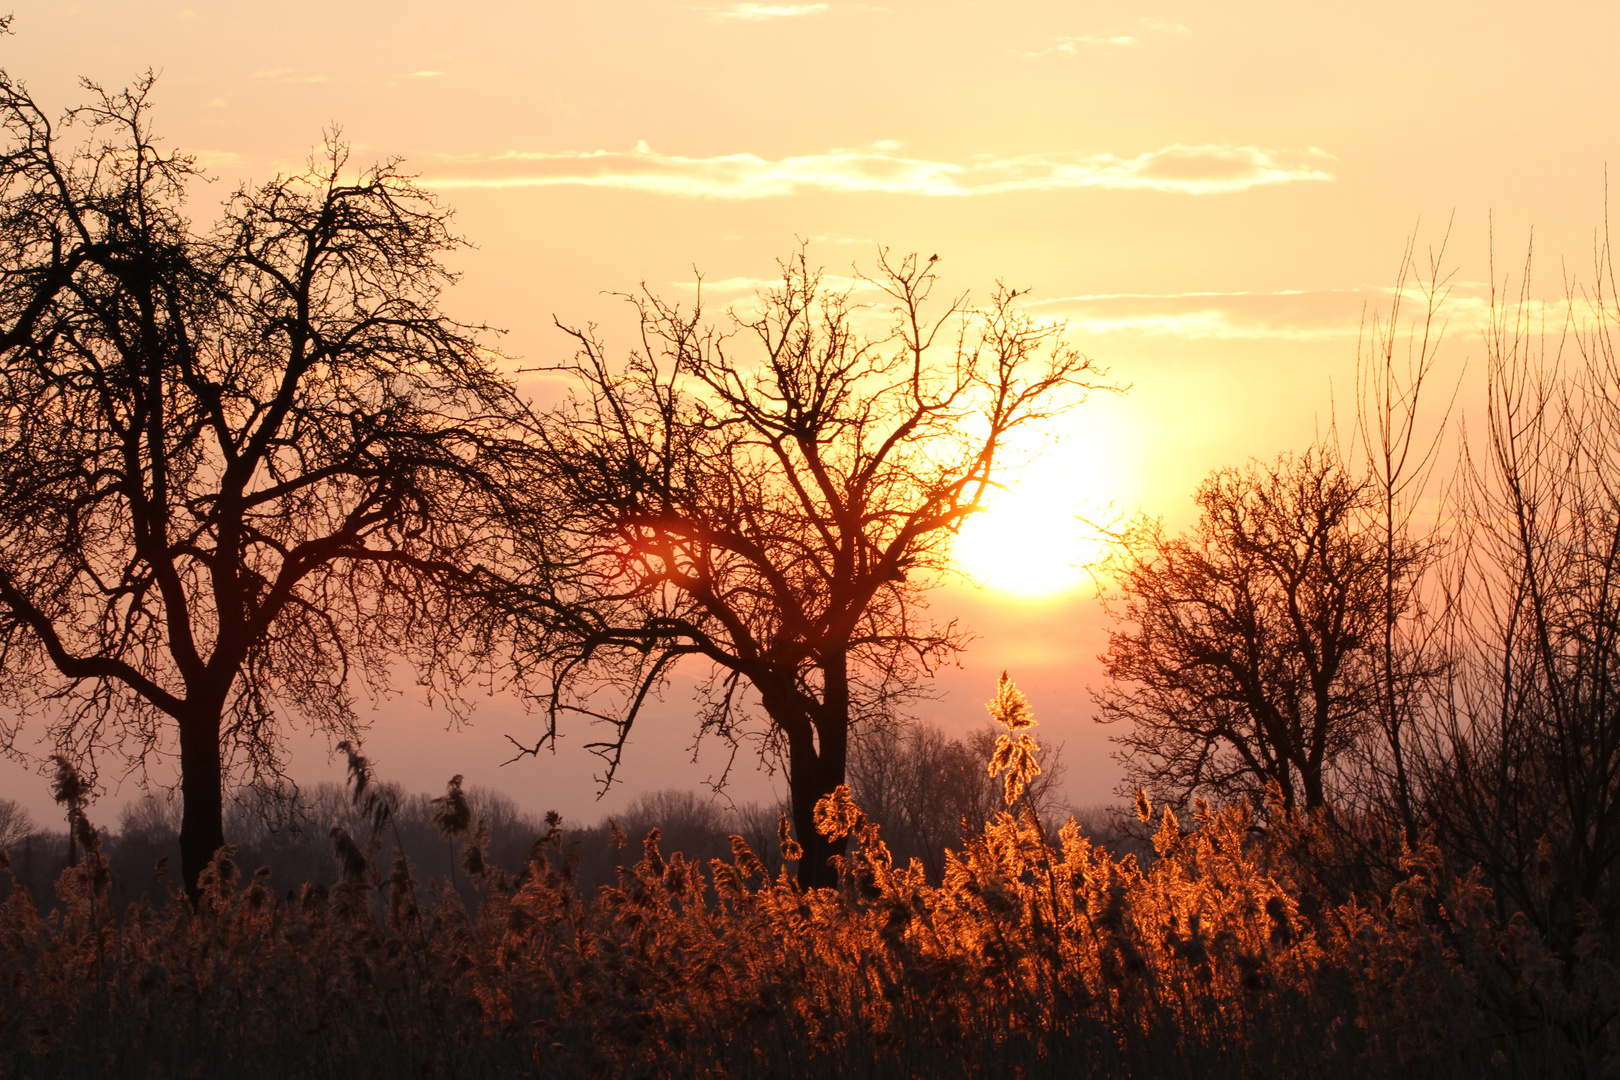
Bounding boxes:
951 452 1116 598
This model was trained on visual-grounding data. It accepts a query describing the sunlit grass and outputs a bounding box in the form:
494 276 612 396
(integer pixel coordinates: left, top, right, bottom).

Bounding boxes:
0 700 1586 1079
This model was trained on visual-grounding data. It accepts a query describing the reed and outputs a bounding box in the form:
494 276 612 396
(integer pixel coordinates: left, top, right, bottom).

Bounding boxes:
0 719 1607 1078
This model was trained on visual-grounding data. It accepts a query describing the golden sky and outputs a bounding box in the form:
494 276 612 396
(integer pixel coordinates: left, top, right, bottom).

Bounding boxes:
3 1 1616 824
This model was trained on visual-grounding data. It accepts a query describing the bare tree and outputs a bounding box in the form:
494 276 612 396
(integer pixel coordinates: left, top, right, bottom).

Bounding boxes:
0 71 525 898
848 715 1066 882
1347 229 1458 842
1095 448 1419 813
0 797 30 850
1423 229 1620 942
848 720 972 881
511 251 1103 885
116 794 180 846
617 788 732 866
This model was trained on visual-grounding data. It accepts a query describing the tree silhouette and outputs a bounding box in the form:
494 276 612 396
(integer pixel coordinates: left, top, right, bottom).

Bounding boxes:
0 71 525 898
0 797 29 851
1095 449 1419 813
847 712 1068 883
1349 231 1455 843
1421 234 1620 943
510 251 1101 885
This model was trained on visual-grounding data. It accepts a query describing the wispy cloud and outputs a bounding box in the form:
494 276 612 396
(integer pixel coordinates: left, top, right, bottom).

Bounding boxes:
716 3 829 18
409 70 446 78
661 273 901 329
1049 293 1360 340
1032 34 1137 56
1029 16 1187 56
192 149 246 169
1137 17 1191 34
1026 285 1505 341
669 273 874 295
427 142 1335 198
253 68 331 84
643 281 1508 344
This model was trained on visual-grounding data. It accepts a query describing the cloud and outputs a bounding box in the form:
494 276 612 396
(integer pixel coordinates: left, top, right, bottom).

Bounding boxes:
253 68 331 84
409 70 446 78
427 142 1335 198
658 272 902 330
587 279 1517 345
669 273 874 295
716 3 829 18
1026 284 1508 341
191 150 246 169
1032 34 1137 56
1030 16 1186 56
1137 17 1191 34
1028 289 1365 341
652 283 1397 349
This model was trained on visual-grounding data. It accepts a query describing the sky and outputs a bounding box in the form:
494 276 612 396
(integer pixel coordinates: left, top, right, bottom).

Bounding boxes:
3 1 1618 831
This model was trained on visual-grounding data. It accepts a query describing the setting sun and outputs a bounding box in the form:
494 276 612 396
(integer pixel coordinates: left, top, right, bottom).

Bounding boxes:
951 407 1135 597
953 451 1116 597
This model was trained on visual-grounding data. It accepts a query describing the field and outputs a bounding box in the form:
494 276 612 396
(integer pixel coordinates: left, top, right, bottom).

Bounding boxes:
1 753 1604 1079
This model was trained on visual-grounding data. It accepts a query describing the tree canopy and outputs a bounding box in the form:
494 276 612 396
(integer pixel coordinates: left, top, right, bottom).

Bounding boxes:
1095 448 1422 812
509 251 1103 884
0 72 526 896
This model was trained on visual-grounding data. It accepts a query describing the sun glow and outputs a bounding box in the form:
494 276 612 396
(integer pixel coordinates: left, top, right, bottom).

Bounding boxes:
952 449 1119 598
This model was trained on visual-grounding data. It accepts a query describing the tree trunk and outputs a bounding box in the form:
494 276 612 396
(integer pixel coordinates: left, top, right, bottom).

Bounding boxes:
1302 767 1327 812
786 721 851 888
756 662 855 889
177 708 226 903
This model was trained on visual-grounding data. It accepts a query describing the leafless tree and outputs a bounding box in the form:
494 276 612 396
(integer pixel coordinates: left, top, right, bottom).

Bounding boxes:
1422 229 1620 941
1095 448 1422 813
617 788 732 866
0 797 30 850
1345 229 1459 841
0 70 526 898
116 794 181 845
511 251 1103 885
848 716 1066 881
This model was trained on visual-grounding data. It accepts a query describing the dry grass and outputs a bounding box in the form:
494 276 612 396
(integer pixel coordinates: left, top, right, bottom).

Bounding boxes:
1 769 1611 1080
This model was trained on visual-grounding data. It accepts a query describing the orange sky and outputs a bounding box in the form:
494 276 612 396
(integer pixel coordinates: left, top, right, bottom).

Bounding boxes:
2 1 1616 829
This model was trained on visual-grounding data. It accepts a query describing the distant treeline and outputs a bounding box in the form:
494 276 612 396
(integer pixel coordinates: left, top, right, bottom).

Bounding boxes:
0 719 1135 915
